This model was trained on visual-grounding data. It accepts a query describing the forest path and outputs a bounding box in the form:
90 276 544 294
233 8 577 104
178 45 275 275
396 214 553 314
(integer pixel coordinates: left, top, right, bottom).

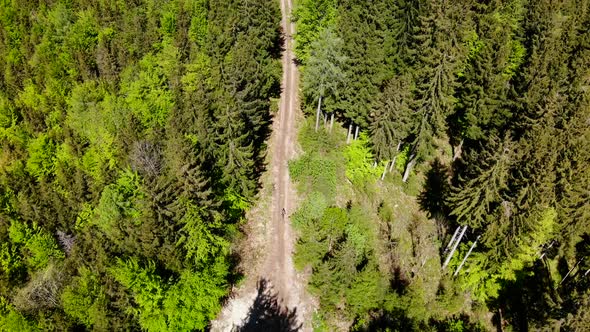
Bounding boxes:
270 0 299 311
211 0 313 330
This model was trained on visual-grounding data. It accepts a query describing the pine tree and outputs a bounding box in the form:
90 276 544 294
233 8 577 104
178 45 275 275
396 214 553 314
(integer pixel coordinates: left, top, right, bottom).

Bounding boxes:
448 135 514 231
391 0 422 70
302 28 346 132
404 0 464 178
336 0 393 128
370 74 413 162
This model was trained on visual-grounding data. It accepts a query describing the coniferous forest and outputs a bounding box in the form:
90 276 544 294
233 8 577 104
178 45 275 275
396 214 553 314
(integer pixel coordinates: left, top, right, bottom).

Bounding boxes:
0 0 589 331
291 0 590 330
0 0 281 330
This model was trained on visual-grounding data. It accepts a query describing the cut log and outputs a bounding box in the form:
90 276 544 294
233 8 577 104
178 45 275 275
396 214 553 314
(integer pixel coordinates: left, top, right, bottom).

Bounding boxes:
444 226 461 253
560 259 582 285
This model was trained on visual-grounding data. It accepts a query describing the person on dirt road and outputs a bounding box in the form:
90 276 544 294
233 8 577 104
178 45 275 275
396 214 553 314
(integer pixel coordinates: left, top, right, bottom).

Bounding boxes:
281 208 286 219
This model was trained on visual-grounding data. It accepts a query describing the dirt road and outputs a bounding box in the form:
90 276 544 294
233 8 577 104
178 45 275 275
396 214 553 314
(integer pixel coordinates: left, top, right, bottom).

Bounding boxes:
211 0 312 330
270 0 298 306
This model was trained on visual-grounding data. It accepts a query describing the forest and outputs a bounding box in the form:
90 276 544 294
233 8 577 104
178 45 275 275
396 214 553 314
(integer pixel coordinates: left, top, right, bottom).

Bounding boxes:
0 0 281 330
1 0 589 331
291 0 590 330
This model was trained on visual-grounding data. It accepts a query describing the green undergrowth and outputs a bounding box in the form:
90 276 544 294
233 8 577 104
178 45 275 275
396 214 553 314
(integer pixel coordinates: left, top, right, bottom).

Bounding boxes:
289 119 488 331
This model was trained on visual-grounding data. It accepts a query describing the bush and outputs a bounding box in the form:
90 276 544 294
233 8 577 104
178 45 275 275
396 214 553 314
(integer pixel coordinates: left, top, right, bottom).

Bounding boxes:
289 152 337 199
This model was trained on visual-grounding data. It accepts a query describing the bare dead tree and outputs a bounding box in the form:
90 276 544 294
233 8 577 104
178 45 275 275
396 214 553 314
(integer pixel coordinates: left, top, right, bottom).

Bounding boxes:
14 265 65 311
443 225 467 269
453 235 480 277
56 230 75 255
130 140 162 177
346 123 353 143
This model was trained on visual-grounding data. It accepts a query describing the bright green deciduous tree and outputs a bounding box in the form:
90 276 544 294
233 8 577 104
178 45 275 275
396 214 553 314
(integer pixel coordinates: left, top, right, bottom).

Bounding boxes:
293 0 336 63
163 266 229 331
61 267 109 329
0 297 37 332
110 258 167 331
121 52 175 128
8 220 64 271
93 169 145 236
25 133 56 180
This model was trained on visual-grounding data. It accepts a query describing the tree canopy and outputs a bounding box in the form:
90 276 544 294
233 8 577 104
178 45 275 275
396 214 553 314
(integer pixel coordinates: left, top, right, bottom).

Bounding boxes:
0 0 281 329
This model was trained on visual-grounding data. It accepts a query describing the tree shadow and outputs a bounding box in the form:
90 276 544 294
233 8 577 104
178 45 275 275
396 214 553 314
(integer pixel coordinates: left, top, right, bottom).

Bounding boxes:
353 308 419 332
234 279 302 332
418 159 454 256
492 261 559 331
418 158 451 221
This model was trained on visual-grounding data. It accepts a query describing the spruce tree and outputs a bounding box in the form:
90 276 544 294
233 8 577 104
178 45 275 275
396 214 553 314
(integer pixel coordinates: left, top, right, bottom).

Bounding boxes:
336 0 393 128
391 0 422 70
303 28 346 132
404 0 465 178
448 135 514 231
213 100 256 199
370 74 413 162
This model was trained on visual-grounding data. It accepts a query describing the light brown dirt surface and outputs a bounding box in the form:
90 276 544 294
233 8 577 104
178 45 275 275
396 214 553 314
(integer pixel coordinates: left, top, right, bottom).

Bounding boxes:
210 0 315 330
